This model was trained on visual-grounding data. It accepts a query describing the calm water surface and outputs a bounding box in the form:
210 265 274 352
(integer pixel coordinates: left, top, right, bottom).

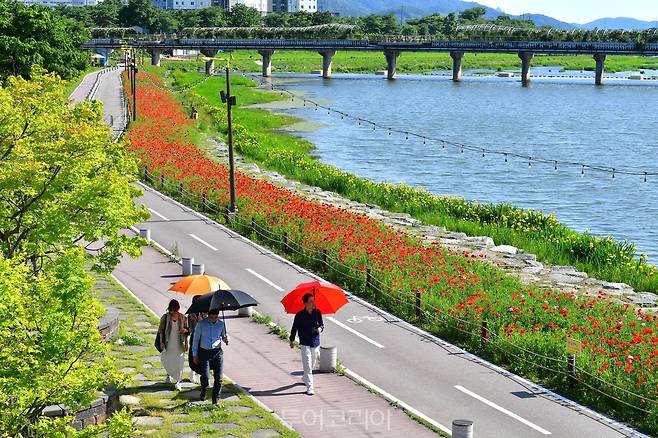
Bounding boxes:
267 73 658 262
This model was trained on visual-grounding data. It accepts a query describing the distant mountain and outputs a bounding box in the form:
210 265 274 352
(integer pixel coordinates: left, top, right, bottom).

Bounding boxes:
578 17 657 30
318 0 655 32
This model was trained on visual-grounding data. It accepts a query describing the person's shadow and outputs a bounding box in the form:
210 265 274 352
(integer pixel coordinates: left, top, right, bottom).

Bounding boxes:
240 382 306 397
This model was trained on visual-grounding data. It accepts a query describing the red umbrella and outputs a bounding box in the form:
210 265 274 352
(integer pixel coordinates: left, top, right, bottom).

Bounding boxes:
281 280 348 315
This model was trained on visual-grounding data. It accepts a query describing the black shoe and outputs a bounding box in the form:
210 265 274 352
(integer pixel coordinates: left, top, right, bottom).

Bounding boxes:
212 398 218 405
199 388 207 401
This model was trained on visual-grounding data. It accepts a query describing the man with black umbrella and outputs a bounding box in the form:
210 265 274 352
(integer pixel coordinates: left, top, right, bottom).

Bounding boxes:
192 308 229 404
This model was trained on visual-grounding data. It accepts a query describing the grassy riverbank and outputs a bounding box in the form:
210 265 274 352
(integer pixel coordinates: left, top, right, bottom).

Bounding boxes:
224 50 658 74
145 60 658 296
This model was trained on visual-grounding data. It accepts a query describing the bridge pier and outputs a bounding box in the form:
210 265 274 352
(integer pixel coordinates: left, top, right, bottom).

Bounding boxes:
518 51 534 86
149 48 162 67
201 49 218 75
450 51 465 82
384 50 400 80
258 50 274 78
318 49 336 79
594 54 606 86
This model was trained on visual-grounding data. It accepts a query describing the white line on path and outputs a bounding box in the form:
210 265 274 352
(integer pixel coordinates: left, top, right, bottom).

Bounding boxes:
327 317 385 349
189 233 219 251
147 207 169 221
454 385 551 435
245 268 285 291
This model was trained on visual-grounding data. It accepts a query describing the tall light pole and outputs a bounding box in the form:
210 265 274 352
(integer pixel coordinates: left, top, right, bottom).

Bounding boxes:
131 60 138 122
220 66 237 213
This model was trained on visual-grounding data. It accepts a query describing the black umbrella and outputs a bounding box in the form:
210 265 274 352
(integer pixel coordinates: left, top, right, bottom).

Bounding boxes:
186 289 258 314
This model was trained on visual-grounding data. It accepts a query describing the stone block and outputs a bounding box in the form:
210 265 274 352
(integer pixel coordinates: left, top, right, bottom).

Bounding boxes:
491 245 518 255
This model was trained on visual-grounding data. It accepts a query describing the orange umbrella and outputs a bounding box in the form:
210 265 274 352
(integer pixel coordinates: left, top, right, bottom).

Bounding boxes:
168 275 229 295
281 280 348 315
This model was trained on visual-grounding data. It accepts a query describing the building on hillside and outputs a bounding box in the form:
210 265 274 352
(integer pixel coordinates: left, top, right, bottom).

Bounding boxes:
270 0 317 13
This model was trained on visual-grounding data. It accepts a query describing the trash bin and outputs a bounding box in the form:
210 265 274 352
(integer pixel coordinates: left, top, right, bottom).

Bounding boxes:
318 346 337 373
238 307 253 317
192 263 205 275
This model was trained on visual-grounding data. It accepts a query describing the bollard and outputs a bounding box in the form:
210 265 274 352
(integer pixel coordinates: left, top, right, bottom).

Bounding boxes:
192 263 205 275
452 419 474 438
182 257 194 276
319 346 337 373
415 291 422 319
138 228 151 243
238 307 253 317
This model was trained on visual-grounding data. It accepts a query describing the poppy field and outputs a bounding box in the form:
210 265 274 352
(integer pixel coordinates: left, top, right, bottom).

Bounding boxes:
126 72 658 434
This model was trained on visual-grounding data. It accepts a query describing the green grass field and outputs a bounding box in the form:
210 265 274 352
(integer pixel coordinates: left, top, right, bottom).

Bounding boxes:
222 50 658 74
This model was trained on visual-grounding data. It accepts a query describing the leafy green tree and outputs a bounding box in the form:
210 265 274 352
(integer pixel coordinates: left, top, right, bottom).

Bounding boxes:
309 11 335 26
442 12 458 36
458 6 487 23
0 72 147 271
288 11 312 27
151 9 182 33
118 0 157 30
0 72 145 436
90 0 122 27
53 4 94 27
0 0 90 80
263 12 289 28
197 6 227 27
227 4 261 27
358 14 400 34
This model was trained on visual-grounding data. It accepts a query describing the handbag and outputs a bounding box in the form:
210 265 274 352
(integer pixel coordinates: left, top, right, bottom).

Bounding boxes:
154 331 163 353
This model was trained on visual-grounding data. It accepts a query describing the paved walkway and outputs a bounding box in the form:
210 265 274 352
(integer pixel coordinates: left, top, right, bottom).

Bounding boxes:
113 245 438 437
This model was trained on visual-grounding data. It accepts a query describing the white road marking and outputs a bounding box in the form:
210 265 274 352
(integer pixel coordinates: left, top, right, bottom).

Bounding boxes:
245 268 284 291
454 385 551 435
189 233 219 251
147 207 170 221
327 317 385 349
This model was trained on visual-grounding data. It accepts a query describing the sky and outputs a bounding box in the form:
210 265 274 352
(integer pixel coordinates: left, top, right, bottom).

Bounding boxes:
474 0 658 24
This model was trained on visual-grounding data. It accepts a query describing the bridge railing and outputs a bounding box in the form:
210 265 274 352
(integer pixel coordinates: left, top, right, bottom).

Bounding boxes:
430 40 640 52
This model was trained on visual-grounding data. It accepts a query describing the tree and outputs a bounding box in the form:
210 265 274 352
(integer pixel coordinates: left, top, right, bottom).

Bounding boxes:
459 6 487 23
118 0 157 30
90 0 122 27
309 11 335 26
0 0 90 81
263 12 289 28
227 4 261 27
197 6 227 28
287 11 312 27
442 12 458 36
152 9 182 33
0 71 146 437
0 72 147 271
358 14 400 34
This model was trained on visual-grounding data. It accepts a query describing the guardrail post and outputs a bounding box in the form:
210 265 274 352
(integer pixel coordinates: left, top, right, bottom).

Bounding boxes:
160 174 165 187
415 291 422 319
480 320 488 349
283 232 289 254
201 193 207 212
452 419 474 438
365 267 371 290
568 354 577 387
322 249 328 269
178 183 183 196
251 217 256 235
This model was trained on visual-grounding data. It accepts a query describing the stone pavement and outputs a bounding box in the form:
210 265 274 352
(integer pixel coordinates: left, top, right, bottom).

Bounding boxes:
112 244 438 437
93 272 298 438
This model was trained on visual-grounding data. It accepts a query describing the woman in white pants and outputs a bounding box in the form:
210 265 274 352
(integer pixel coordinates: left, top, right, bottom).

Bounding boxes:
289 293 324 395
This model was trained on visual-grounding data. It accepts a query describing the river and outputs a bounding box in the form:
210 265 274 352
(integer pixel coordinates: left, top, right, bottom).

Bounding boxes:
265 70 658 262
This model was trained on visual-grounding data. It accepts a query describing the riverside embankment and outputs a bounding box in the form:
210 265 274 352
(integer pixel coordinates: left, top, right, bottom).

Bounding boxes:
126 64 658 434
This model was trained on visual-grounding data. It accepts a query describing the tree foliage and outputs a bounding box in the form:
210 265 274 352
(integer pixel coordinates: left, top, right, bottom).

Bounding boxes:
0 69 146 436
0 0 90 80
0 72 147 271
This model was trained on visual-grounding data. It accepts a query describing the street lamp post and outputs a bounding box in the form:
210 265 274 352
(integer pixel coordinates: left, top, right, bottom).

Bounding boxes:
220 66 237 214
131 61 138 121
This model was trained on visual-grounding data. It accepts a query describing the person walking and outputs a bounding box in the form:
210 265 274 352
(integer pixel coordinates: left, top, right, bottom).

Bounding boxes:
187 295 205 384
192 308 229 404
290 293 324 396
158 299 188 391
